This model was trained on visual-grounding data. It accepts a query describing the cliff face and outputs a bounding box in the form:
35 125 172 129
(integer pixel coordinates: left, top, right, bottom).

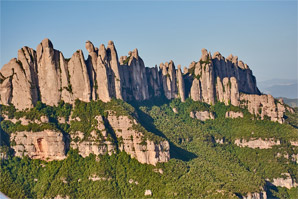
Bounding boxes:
107 112 170 165
4 109 170 165
0 38 291 123
10 130 66 161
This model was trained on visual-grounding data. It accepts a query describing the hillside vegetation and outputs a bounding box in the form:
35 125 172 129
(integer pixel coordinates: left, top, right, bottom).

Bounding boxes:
0 99 298 198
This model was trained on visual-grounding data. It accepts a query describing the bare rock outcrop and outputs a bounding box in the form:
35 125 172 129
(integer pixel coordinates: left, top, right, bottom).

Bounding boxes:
107 40 122 100
212 51 260 95
0 58 35 110
290 141 298 146
242 191 267 199
240 94 285 123
10 130 66 161
85 41 97 100
144 190 152 196
216 77 239 106
0 39 290 125
235 138 280 149
190 111 214 121
68 50 91 102
270 173 298 189
189 49 215 104
107 111 170 165
3 114 49 125
225 111 243 119
37 39 63 106
96 44 111 102
146 66 162 98
177 65 185 102
127 48 149 101
70 130 115 157
160 61 178 100
70 115 116 157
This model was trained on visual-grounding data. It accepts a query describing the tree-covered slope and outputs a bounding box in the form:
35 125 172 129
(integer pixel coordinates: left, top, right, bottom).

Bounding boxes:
0 99 298 198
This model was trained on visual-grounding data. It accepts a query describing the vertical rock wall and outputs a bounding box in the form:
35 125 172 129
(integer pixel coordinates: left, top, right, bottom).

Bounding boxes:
0 38 289 123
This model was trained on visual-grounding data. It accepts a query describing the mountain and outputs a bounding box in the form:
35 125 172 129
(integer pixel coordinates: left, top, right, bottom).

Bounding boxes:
282 97 298 108
258 79 298 99
0 39 297 199
0 39 289 123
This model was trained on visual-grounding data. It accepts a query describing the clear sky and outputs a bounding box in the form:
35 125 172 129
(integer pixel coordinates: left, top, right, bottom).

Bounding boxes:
1 0 297 82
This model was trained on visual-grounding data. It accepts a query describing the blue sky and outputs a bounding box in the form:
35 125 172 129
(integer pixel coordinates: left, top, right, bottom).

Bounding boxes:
1 0 297 82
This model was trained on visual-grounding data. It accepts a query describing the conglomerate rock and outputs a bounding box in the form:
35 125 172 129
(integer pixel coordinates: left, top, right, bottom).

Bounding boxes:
0 38 290 123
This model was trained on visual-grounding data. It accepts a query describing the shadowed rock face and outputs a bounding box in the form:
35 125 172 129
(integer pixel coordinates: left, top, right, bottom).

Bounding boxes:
0 38 291 123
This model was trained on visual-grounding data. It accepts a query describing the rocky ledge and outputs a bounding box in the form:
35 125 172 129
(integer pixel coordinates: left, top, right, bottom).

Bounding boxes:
234 138 280 149
10 130 66 161
107 111 170 165
5 109 169 165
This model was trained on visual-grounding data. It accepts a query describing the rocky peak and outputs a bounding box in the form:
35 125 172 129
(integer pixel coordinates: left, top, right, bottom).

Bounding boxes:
212 51 222 60
200 48 209 61
85 40 95 53
0 38 290 123
36 38 54 61
226 54 233 61
98 44 107 59
232 56 238 66
132 48 139 59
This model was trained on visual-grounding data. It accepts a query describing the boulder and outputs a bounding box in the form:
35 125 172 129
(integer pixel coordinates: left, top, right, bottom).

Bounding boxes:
144 190 152 196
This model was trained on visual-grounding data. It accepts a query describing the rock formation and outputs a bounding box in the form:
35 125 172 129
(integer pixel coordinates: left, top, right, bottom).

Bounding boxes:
189 49 215 104
190 111 215 121
68 50 91 102
0 38 291 123
177 65 186 102
160 61 178 100
107 111 170 165
242 191 267 199
3 108 170 165
70 131 115 157
225 111 244 119
240 94 285 123
234 138 281 149
119 49 150 101
269 173 298 189
70 116 116 157
10 130 66 161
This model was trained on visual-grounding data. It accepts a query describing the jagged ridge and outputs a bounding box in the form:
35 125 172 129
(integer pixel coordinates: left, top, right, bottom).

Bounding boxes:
0 38 291 123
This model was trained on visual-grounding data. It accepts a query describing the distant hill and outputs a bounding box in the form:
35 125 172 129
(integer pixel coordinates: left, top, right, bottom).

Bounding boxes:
258 79 298 99
281 97 298 108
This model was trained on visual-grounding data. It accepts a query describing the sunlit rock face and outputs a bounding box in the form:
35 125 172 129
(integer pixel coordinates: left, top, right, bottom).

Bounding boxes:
10 130 66 161
107 111 170 165
0 38 291 122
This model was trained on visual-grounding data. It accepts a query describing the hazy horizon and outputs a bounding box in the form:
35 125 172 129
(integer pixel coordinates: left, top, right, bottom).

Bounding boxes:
1 1 297 82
